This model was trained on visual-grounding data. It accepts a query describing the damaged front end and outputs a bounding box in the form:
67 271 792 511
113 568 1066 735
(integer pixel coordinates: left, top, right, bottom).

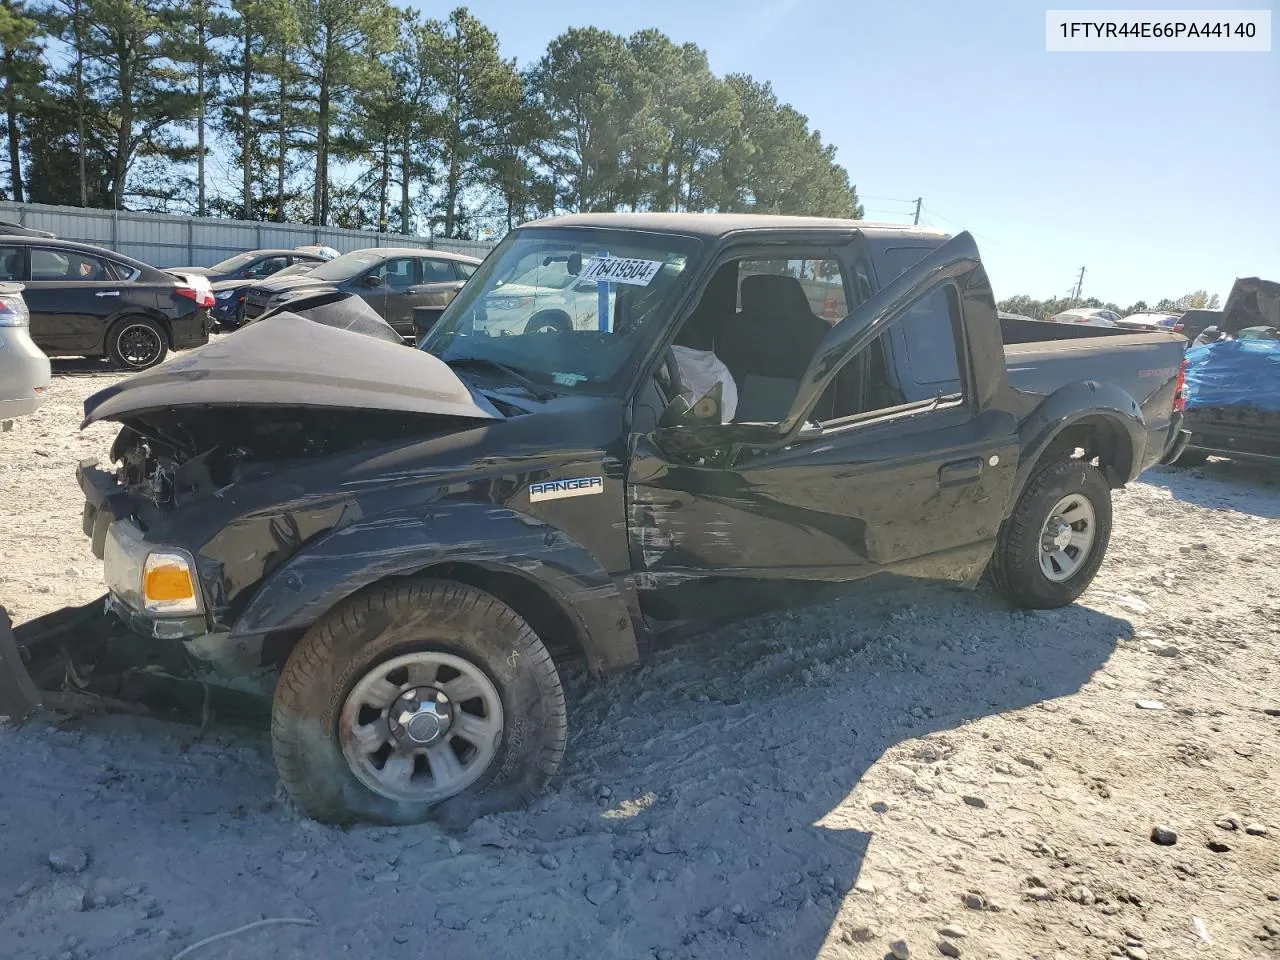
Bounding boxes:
1 316 507 720
0 597 271 725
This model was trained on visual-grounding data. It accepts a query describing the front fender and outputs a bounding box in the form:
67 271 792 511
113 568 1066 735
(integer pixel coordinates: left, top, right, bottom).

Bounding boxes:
230 502 640 673
1016 381 1147 493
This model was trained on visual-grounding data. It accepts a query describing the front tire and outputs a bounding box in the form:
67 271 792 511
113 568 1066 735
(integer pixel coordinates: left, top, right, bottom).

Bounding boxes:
989 457 1113 609
271 578 567 826
106 316 169 370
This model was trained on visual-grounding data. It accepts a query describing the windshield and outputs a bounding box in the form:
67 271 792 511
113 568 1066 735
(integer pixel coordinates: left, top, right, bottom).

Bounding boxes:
209 252 258 273
306 250 386 282
422 227 701 392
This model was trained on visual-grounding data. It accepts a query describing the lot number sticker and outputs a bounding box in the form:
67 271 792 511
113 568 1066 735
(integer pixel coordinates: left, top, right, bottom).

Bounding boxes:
580 257 663 286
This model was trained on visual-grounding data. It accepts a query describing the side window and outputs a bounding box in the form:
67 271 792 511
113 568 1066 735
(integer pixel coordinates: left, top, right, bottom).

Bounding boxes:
672 255 849 424
898 286 963 400
453 262 477 280
0 246 22 281
735 258 847 321
31 248 111 281
420 258 455 283
826 285 964 420
375 258 416 289
246 256 288 279
106 260 140 281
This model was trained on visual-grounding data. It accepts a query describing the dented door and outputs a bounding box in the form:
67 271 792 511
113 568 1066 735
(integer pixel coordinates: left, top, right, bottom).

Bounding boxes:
627 405 1017 605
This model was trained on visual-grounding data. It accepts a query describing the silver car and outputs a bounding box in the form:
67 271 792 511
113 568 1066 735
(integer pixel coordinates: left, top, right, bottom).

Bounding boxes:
0 283 51 421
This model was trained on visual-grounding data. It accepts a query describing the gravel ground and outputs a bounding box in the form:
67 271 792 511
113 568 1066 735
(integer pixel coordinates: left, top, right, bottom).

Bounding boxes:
1 358 1277 960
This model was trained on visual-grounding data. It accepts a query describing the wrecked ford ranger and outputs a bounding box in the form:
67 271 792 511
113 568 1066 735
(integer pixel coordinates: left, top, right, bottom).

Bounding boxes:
38 214 1193 824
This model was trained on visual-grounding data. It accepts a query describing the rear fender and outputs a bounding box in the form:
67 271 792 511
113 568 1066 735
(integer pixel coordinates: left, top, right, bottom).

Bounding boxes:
230 503 641 674
1016 381 1147 494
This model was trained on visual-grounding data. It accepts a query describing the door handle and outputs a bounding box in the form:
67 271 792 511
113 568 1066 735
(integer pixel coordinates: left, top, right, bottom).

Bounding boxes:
95 290 121 297
938 457 983 487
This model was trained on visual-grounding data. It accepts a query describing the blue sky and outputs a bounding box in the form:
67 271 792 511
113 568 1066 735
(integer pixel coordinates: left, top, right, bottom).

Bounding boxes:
415 0 1277 307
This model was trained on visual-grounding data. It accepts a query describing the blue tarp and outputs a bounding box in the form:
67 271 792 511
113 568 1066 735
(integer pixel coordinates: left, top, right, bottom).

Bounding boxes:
1184 338 1280 412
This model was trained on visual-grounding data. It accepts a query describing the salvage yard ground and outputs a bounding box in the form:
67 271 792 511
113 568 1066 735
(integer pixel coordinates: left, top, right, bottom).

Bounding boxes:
1 354 1277 960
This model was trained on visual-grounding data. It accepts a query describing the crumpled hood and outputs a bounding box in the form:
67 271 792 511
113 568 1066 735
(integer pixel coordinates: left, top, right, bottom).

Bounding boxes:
253 273 333 296
82 313 501 427
1221 277 1280 336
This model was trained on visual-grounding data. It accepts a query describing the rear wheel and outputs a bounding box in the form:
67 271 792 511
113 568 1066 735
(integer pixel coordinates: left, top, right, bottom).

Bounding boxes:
271 578 567 826
989 457 1113 609
106 316 168 370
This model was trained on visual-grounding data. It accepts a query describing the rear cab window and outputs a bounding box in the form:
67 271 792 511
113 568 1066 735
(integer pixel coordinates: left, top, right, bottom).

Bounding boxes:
880 244 965 403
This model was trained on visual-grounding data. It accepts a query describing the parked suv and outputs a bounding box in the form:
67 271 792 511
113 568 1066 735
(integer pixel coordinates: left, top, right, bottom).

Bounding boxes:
241 248 481 340
0 237 212 369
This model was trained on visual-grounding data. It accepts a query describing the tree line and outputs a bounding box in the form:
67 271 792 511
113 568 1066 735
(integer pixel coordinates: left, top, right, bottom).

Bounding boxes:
0 1 863 239
998 289 1222 320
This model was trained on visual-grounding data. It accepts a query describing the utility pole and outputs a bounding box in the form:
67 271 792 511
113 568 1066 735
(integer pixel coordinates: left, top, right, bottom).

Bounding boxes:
1071 266 1086 303
913 198 922 225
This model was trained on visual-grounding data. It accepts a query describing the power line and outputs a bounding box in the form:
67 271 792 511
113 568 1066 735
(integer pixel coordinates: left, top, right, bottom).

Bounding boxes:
919 206 1060 271
858 195 918 205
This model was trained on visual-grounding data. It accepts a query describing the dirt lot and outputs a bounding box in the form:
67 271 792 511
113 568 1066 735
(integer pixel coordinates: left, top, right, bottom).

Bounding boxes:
1 359 1277 960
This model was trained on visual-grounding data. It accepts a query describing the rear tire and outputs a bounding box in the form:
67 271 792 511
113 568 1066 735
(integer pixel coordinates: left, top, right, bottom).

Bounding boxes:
989 457 1113 609
271 578 567 826
106 316 168 370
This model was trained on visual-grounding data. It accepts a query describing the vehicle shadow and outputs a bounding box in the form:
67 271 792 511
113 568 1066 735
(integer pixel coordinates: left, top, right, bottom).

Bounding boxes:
524 584 1130 959
1144 460 1280 519
0 586 1127 960
49 357 123 377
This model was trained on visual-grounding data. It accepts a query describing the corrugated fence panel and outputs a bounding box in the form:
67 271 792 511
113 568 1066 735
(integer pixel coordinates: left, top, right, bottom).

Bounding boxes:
0 201 495 268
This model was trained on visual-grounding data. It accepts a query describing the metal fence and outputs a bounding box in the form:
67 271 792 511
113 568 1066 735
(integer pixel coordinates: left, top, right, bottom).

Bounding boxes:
0 201 494 269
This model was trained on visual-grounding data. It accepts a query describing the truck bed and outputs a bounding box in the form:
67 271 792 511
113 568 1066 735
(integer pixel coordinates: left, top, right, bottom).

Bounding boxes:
1000 316 1187 414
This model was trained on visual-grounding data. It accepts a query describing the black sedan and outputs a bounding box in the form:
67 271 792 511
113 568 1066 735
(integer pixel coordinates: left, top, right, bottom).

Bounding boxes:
241 247 481 340
0 237 211 369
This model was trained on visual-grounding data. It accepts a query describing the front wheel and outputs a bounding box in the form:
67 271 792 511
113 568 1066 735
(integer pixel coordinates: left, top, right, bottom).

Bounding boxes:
271 578 567 825
988 457 1113 609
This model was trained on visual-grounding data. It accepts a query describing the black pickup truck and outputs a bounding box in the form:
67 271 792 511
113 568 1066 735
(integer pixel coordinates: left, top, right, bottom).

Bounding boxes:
35 214 1188 825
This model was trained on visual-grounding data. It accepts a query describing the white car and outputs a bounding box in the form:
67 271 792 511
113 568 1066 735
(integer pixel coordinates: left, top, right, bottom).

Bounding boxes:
1050 308 1120 328
479 261 607 336
1117 312 1182 331
0 283 51 422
